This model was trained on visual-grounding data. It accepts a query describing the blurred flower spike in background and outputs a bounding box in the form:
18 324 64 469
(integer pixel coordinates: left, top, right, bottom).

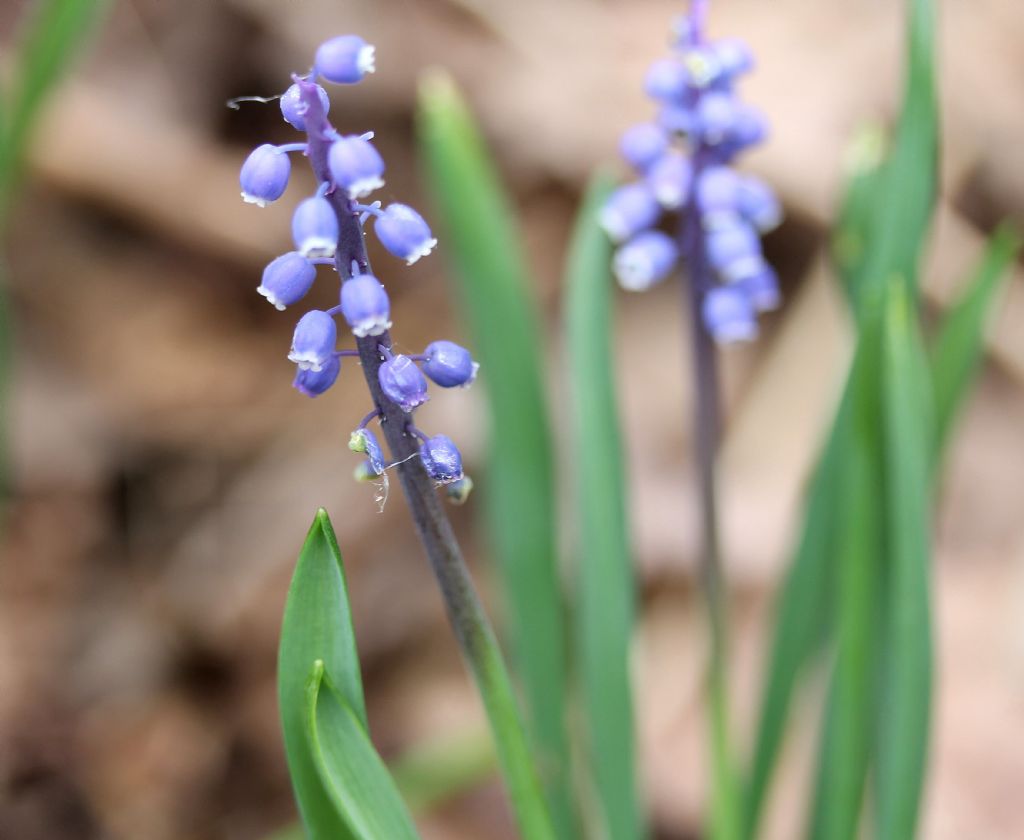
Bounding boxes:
238 34 476 490
603 0 783 343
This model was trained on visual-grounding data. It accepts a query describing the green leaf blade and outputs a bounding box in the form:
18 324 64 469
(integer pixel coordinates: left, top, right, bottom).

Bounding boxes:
278 509 366 839
930 225 1021 454
807 339 884 840
875 282 933 840
416 72 573 840
305 662 420 840
565 173 641 840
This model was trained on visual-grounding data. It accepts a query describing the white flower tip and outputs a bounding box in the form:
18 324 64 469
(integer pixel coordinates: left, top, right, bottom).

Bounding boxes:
405 237 438 265
351 317 393 338
257 285 287 310
359 45 376 75
347 176 385 199
298 238 337 259
241 191 269 208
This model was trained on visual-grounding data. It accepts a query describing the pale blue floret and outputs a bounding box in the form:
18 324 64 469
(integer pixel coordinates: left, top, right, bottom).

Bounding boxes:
280 82 330 130
291 196 339 257
289 310 337 372
315 35 376 84
419 435 464 485
644 57 690 102
293 353 340 397
599 182 661 243
694 91 738 145
702 285 758 343
240 143 291 206
373 204 437 264
379 354 429 413
705 221 765 281
258 252 317 310
340 274 391 337
737 177 782 232
328 135 385 198
423 341 477 388
613 230 679 291
620 123 670 172
741 266 781 312
646 150 693 209
713 38 755 79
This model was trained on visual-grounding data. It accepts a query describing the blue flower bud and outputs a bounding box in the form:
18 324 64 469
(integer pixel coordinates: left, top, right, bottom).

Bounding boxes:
599 182 661 243
697 166 740 213
613 230 679 291
619 123 669 172
646 151 693 209
340 274 391 337
729 104 769 149
373 204 437 264
379 354 428 412
280 82 330 130
258 252 317 310
695 92 738 145
713 38 755 78
349 428 385 475
292 196 339 257
644 58 689 102
288 310 337 372
423 340 477 388
419 434 463 484
315 35 376 84
682 46 723 88
445 475 474 504
658 104 697 135
702 285 758 343
706 221 765 281
741 266 781 312
737 176 782 232
240 144 291 207
328 135 385 198
293 353 340 397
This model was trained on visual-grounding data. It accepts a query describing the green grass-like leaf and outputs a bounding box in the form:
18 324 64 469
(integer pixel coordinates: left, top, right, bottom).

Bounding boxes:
875 282 933 840
278 509 366 839
930 225 1021 454
304 661 421 840
565 173 642 840
417 71 573 839
807 337 884 840
0 0 111 217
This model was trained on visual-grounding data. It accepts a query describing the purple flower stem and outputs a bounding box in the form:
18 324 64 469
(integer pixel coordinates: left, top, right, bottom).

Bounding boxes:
294 79 555 839
680 146 741 839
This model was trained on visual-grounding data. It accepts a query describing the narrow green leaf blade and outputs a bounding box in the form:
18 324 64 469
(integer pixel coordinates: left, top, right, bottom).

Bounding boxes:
565 173 641 840
808 339 883 840
278 509 366 839
305 662 421 840
0 0 111 216
875 281 933 840
930 225 1021 454
417 72 573 839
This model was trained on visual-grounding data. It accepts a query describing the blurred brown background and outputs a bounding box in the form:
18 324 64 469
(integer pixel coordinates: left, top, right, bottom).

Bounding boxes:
2 0 1023 838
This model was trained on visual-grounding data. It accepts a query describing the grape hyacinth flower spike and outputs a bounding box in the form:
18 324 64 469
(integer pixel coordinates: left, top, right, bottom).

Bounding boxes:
603 0 783 344
236 34 475 493
601 2 783 836
234 35 558 839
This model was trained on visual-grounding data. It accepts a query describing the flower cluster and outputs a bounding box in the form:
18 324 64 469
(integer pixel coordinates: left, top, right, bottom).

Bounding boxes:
239 35 475 493
602 4 782 342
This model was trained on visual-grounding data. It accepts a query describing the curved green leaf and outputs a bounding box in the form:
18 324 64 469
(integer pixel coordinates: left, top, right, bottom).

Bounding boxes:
305 661 420 840
930 225 1021 454
278 509 365 839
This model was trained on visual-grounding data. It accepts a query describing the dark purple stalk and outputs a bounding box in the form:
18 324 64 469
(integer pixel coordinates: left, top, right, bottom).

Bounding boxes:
294 80 554 838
